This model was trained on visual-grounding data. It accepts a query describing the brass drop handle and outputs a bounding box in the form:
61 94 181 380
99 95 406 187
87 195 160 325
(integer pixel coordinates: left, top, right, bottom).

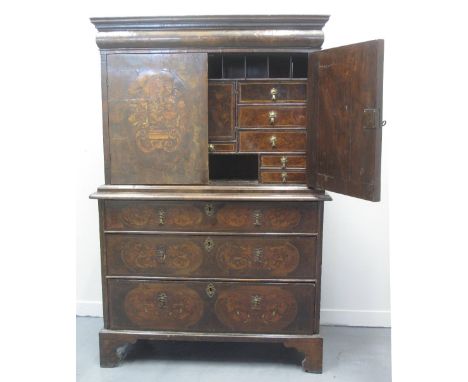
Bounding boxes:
252 248 264 264
281 172 288 183
155 246 166 263
251 295 262 310
270 88 278 101
209 144 215 152
206 283 216 298
252 210 262 226
157 292 168 309
270 135 277 149
269 111 277 125
280 156 288 169
158 209 166 225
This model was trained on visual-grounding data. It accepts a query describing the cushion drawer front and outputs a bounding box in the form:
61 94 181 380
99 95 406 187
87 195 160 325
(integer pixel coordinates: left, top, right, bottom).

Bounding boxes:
260 154 306 169
238 106 306 128
104 200 318 233
108 279 316 334
238 81 307 103
106 234 317 279
238 130 306 152
260 171 306 184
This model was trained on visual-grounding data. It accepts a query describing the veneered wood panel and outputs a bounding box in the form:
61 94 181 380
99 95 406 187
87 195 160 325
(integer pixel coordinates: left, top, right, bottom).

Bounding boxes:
105 234 317 278
104 200 319 233
106 53 208 184
239 130 307 152
307 40 384 201
208 81 236 140
108 279 316 334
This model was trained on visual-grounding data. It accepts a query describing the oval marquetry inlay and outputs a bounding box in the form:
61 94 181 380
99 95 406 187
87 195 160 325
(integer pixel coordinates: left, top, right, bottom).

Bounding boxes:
215 241 300 276
124 284 204 330
119 205 203 228
214 286 298 332
263 208 301 229
120 238 203 275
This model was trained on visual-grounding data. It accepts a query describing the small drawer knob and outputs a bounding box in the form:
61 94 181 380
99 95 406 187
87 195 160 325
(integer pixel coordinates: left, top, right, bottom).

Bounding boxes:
155 246 166 263
270 135 277 149
270 87 278 101
158 209 166 225
252 210 262 226
209 143 215 152
251 295 262 310
252 248 264 264
156 292 168 309
269 111 277 125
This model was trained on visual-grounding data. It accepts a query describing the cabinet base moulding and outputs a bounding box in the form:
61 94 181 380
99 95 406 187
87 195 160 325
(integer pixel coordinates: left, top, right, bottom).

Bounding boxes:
99 329 323 372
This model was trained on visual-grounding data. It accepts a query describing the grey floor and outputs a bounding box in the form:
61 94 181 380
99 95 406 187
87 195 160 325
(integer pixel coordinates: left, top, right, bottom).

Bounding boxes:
77 317 391 381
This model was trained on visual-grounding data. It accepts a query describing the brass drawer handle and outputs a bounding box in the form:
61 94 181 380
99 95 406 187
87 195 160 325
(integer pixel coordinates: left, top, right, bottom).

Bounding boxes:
252 210 262 226
155 246 166 263
209 143 215 152
280 156 288 169
269 111 277 125
252 248 264 264
204 203 215 216
281 172 288 183
251 295 262 310
204 237 214 252
270 135 277 149
156 292 168 309
270 87 278 101
158 209 166 225
206 283 216 298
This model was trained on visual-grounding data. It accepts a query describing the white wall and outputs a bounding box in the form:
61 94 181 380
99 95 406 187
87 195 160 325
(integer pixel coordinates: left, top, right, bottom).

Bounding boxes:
76 1 390 326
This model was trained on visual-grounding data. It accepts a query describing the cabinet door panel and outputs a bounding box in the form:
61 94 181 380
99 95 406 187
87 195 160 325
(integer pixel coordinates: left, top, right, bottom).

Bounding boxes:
107 53 208 185
307 40 384 201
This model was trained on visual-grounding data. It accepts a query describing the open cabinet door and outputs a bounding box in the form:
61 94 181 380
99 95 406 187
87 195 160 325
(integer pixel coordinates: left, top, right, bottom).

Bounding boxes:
307 40 384 201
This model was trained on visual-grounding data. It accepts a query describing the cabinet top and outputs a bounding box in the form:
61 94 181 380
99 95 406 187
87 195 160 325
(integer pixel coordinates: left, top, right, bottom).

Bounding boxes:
90 15 330 50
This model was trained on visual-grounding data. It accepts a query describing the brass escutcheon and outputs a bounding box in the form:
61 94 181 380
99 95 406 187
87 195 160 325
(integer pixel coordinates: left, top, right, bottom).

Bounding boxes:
206 283 216 298
158 209 166 225
204 237 214 252
251 295 262 309
155 246 166 263
270 87 278 101
204 203 215 217
157 292 168 308
269 111 277 125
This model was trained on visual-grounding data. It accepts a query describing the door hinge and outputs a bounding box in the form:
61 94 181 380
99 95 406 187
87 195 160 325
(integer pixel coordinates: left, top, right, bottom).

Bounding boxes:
363 108 381 129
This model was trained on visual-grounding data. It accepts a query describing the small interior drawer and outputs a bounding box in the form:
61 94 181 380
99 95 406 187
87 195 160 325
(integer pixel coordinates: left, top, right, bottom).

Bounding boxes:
260 155 306 169
260 171 306 184
238 81 307 103
238 106 306 128
239 130 307 152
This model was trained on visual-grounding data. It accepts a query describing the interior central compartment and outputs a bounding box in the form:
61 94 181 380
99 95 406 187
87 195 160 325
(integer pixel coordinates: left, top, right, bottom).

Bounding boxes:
209 154 258 181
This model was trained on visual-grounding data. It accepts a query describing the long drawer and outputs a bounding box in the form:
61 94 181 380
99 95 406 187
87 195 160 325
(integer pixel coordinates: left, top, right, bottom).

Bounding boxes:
105 234 317 279
108 279 316 334
104 200 318 233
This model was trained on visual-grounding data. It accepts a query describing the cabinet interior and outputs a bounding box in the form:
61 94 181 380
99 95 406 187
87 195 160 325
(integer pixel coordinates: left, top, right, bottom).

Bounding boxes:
208 53 308 183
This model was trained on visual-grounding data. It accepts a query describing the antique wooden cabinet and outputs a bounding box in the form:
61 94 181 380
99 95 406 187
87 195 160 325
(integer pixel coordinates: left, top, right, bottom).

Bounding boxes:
90 15 384 373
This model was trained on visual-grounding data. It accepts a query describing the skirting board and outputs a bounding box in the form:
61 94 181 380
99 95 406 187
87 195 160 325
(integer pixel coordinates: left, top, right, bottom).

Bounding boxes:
76 301 391 328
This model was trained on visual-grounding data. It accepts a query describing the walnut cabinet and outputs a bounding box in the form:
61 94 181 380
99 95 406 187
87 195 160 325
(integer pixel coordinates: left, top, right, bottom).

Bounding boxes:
90 15 384 373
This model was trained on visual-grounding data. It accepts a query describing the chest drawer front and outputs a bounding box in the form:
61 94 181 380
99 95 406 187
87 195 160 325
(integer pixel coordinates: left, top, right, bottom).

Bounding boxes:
239 130 306 152
108 279 316 334
104 200 318 233
239 81 307 103
106 234 317 279
238 106 306 128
